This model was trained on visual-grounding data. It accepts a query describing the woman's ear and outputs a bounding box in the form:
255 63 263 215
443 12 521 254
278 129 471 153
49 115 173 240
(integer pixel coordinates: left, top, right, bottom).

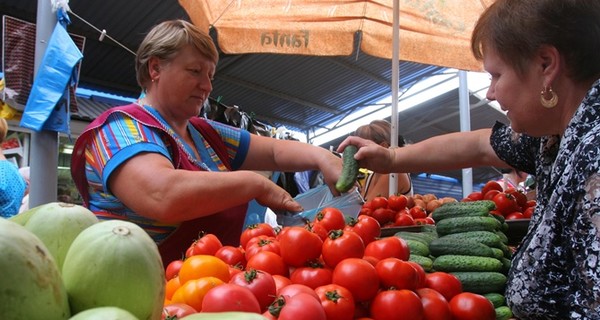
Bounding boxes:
538 45 560 82
147 57 161 79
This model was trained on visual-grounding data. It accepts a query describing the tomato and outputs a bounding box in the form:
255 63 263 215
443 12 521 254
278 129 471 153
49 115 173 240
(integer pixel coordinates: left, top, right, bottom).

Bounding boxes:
492 192 520 216
394 212 415 226
481 181 503 198
290 262 333 289
165 276 181 301
505 187 528 209
344 215 381 246
229 265 243 278
165 259 184 281
161 303 197 320
375 258 418 290
272 274 292 293
482 189 501 201
359 207 373 216
314 284 355 320
424 272 463 302
178 255 230 285
307 222 329 241
214 245 246 269
278 283 320 301
523 206 534 218
245 235 281 260
240 223 277 249
171 276 224 311
277 226 323 267
416 288 452 320
448 292 495 320
370 289 424 320
409 205 427 219
189 233 223 256
370 196 389 210
371 207 396 225
201 283 261 313
322 229 365 268
332 258 379 302
246 250 289 277
269 293 327 320
387 194 408 211
230 268 277 312
364 236 410 261
505 211 526 220
465 191 483 201
407 261 427 288
314 207 346 232
526 199 537 208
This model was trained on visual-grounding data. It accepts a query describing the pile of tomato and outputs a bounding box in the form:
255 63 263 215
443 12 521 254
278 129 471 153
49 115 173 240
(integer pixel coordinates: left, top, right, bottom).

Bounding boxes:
162 207 497 320
465 181 536 220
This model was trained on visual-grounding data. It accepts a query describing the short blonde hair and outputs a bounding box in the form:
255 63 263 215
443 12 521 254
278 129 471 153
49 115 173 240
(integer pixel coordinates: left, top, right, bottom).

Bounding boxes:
135 20 219 90
0 118 8 143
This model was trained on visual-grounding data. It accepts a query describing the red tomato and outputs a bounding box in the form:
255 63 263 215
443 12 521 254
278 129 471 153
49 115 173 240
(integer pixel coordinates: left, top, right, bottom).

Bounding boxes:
370 289 424 320
245 235 281 261
370 196 389 210
190 233 223 256
364 236 410 261
526 199 537 208
416 288 452 320
272 274 292 293
448 292 496 320
271 293 327 320
359 207 373 216
482 189 501 201
371 207 396 225
201 283 261 313
409 206 427 219
278 283 320 301
332 258 379 302
214 245 246 269
523 206 534 218
505 211 526 220
505 187 528 209
407 261 427 289
277 226 323 267
314 284 355 320
481 181 503 198
307 222 329 241
394 212 415 227
375 258 418 290
161 303 197 320
314 207 346 232
425 272 463 302
492 192 520 216
240 223 277 249
230 268 277 312
388 194 408 211
246 250 289 277
290 263 333 289
344 215 381 246
165 259 184 281
322 230 365 268
465 191 483 201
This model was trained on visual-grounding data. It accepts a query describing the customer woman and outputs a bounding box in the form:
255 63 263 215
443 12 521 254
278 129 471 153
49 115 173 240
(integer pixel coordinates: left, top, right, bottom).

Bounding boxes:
339 0 600 318
354 120 413 201
0 118 26 218
71 20 342 265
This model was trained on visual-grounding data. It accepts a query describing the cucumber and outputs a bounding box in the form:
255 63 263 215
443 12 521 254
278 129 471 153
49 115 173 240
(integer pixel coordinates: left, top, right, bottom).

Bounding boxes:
429 238 494 258
335 145 359 193
431 204 490 222
436 200 496 211
501 257 512 274
405 239 430 257
495 306 513 320
450 271 507 294
433 255 503 272
395 231 437 245
483 292 506 308
408 254 434 272
439 231 504 249
490 247 504 260
436 216 502 236
495 231 509 244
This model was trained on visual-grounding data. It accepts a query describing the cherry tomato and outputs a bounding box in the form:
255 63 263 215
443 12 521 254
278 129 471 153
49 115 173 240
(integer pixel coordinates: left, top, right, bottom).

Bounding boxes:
481 181 503 198
314 207 346 232
425 272 463 302
394 212 415 227
322 229 365 268
448 292 496 320
245 235 281 260
246 250 289 277
332 258 379 302
161 303 197 320
229 268 277 312
289 262 333 289
370 289 424 320
375 258 418 290
278 226 323 267
370 196 389 210
409 206 427 219
364 236 410 261
189 233 222 256
344 215 381 246
178 255 230 285
387 194 408 211
165 259 184 281
201 283 261 313
240 223 277 249
214 245 246 269
492 192 520 216
416 288 452 320
314 284 355 320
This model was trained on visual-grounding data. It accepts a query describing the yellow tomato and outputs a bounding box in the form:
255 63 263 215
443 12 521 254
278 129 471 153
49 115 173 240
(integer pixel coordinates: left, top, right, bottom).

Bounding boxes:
165 276 181 301
178 255 230 285
171 276 224 311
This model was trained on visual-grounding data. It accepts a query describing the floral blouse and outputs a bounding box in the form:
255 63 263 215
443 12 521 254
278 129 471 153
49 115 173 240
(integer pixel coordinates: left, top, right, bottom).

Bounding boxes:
490 79 600 319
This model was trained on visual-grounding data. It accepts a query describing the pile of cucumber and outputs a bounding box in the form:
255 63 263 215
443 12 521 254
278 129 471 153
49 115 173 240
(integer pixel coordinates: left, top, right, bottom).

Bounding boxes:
395 200 513 320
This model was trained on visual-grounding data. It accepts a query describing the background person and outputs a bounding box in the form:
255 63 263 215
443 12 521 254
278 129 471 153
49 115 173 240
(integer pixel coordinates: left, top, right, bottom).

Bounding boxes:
338 0 600 318
0 118 26 218
71 20 342 265
354 119 413 201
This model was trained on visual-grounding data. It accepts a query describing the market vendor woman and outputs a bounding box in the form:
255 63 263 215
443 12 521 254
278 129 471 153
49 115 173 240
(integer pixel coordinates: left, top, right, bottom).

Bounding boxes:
339 0 600 318
71 20 342 265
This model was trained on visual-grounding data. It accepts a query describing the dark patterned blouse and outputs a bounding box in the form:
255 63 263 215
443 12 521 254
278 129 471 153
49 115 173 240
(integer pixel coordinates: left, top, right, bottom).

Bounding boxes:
490 79 600 319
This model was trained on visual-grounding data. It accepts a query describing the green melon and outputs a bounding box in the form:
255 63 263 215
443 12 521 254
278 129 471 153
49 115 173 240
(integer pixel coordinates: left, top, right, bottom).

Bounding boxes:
0 218 70 320
69 306 139 320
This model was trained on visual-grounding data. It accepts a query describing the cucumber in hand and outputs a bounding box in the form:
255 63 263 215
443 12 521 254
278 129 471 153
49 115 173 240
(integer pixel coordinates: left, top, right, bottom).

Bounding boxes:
335 145 359 193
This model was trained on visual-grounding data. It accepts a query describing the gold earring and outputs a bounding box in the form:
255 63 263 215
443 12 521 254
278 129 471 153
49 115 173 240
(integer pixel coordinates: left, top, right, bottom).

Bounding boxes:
540 86 558 108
